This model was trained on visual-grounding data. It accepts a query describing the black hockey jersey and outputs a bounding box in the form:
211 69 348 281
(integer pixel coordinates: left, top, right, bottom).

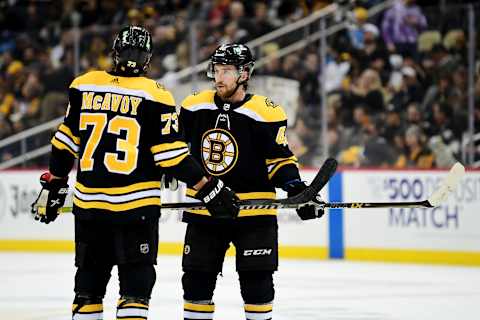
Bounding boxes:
180 90 301 221
50 70 203 221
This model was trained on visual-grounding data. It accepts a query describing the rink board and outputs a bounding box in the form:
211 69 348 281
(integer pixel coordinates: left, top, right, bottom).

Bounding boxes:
0 170 328 260
0 169 479 265
337 169 480 266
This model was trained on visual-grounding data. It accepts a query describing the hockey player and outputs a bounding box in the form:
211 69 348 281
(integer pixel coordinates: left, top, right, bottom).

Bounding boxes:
30 26 239 320
179 44 325 320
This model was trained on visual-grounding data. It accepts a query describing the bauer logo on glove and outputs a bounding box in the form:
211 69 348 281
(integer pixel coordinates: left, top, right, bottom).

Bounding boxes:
31 172 69 224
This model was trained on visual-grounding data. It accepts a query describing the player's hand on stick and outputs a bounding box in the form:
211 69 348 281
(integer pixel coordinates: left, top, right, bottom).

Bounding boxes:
285 180 325 220
31 172 69 224
197 177 240 219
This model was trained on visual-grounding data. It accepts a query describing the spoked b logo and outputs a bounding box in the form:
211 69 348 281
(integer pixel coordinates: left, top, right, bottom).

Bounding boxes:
201 129 238 175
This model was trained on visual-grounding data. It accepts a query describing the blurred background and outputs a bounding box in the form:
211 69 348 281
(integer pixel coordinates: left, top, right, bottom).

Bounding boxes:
1 4 479 318
0 0 479 170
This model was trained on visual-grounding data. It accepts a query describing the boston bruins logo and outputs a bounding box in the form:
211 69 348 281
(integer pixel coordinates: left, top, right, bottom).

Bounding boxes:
201 128 238 175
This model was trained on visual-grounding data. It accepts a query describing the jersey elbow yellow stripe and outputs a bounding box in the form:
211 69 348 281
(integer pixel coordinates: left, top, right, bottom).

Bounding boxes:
265 155 297 165
58 124 80 144
51 137 78 158
268 159 298 180
151 141 188 154
156 151 189 167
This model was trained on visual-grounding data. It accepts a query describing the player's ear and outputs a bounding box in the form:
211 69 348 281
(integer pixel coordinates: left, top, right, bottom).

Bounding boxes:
239 69 249 82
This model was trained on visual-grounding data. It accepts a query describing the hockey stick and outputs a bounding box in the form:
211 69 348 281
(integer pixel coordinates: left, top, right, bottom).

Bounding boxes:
37 158 338 214
320 162 465 209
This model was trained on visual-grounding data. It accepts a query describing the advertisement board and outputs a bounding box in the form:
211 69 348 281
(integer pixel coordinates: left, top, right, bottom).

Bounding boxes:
341 169 480 265
0 170 328 258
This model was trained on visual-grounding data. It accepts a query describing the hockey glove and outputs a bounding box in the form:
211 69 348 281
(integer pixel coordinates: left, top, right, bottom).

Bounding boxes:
284 180 325 220
196 177 240 219
31 172 69 224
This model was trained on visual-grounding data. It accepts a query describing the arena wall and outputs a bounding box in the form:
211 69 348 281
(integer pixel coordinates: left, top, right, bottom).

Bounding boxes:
0 169 478 266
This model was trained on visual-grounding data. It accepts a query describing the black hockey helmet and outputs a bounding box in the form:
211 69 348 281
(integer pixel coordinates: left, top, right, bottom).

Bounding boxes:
112 25 153 76
207 43 255 79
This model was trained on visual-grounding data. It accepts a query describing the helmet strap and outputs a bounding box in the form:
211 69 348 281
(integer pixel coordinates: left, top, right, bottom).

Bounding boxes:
225 66 250 99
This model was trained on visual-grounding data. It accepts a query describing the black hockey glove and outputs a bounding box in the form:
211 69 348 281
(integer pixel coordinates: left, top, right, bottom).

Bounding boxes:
284 180 325 220
31 172 69 224
196 177 240 219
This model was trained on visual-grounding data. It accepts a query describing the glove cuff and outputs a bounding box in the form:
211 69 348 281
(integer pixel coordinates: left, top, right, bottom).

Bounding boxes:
196 177 224 204
40 172 68 190
283 179 307 197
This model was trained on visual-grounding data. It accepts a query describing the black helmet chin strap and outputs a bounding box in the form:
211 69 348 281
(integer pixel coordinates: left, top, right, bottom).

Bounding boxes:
225 79 242 99
225 69 247 99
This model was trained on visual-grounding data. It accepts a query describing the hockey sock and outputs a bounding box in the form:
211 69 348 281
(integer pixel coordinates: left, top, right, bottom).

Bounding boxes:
72 302 103 320
244 302 273 320
184 300 215 320
116 297 149 320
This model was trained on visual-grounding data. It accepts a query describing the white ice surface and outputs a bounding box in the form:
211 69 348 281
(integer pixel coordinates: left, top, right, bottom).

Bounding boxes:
1 253 480 320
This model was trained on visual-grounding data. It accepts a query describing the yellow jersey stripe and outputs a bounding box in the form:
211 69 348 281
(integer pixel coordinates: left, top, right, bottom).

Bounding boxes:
151 141 188 154
73 197 161 211
185 191 277 216
187 208 276 216
75 181 161 195
51 137 78 157
70 71 175 105
186 189 276 200
268 159 298 180
58 124 80 144
181 90 216 108
265 155 297 165
155 152 189 167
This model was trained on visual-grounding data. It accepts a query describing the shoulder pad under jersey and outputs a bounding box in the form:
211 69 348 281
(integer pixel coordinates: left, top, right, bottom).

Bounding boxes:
234 95 287 122
70 71 175 106
181 90 216 111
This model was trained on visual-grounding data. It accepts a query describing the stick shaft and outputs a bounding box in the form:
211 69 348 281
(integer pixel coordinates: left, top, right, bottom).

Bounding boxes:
52 199 433 214
324 200 432 209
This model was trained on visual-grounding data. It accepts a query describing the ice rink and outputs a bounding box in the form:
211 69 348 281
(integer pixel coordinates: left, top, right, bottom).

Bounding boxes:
2 253 480 320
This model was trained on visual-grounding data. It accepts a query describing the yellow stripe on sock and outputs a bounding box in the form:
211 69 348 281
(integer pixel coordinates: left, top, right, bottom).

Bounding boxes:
184 302 215 312
72 303 103 313
245 304 273 312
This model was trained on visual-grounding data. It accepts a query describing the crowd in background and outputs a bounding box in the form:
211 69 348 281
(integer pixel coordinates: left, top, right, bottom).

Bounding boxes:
0 0 479 168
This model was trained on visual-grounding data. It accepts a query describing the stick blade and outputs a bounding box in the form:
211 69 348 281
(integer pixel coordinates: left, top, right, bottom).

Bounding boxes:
427 162 465 207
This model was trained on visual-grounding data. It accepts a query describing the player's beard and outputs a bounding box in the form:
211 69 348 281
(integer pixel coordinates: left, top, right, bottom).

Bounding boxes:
215 82 237 100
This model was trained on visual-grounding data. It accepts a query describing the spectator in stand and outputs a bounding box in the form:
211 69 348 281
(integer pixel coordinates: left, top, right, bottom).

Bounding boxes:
405 102 430 134
362 121 396 167
381 0 427 58
400 125 435 168
382 107 403 144
348 7 369 50
392 130 408 168
249 2 275 38
347 68 385 116
389 66 423 110
421 71 455 113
